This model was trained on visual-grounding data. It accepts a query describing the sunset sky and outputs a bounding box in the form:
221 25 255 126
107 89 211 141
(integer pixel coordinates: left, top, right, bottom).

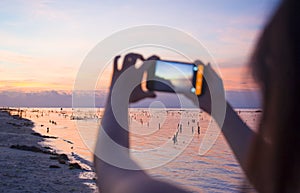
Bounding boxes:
0 0 280 106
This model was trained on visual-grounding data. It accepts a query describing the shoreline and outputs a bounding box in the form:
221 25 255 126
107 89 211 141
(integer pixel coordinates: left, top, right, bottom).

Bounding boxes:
0 109 98 192
0 107 258 192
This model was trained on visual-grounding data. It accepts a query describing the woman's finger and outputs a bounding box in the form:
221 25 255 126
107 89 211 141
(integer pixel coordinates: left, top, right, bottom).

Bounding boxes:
113 55 121 72
147 55 160 61
122 53 144 70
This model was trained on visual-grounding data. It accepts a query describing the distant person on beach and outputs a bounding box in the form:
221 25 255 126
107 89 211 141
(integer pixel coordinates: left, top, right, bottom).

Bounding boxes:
94 0 299 192
172 134 177 145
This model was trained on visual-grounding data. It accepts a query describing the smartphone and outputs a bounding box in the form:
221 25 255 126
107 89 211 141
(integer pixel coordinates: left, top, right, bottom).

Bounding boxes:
146 60 204 95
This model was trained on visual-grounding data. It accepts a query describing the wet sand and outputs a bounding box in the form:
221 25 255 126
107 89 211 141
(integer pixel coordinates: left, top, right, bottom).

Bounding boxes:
0 109 98 193
0 107 260 192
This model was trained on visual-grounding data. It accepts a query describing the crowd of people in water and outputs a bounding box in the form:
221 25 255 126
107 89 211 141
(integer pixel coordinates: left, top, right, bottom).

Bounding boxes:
4 107 206 147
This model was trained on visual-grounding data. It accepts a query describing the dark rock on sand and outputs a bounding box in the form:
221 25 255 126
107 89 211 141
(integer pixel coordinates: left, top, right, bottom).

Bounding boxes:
49 153 69 165
59 159 66 164
69 163 82 170
58 154 69 164
59 154 69 161
31 132 58 139
50 153 69 160
49 165 61 169
10 144 57 155
12 115 21 119
23 122 34 127
63 139 74 144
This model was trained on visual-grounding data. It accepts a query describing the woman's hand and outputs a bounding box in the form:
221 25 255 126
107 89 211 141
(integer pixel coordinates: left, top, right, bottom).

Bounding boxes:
110 53 157 103
185 61 225 115
96 53 191 193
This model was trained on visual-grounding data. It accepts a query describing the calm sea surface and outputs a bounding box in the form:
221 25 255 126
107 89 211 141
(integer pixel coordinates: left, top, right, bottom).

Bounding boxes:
21 108 259 193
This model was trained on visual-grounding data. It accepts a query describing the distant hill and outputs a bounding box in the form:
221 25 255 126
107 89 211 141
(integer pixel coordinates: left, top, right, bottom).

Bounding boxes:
0 90 261 109
226 90 261 109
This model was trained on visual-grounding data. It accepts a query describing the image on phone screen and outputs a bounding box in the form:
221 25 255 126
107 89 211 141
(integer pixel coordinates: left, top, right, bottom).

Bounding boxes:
148 60 197 94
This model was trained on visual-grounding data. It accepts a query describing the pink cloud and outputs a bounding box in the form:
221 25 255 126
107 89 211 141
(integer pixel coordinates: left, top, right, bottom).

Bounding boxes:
219 66 259 91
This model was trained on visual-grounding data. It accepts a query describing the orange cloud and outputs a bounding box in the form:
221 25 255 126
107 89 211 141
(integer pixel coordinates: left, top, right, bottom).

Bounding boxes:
0 80 72 92
0 65 258 92
219 66 259 91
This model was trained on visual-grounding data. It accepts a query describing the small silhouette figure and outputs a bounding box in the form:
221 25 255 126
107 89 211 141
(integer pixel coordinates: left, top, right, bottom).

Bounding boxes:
172 134 177 144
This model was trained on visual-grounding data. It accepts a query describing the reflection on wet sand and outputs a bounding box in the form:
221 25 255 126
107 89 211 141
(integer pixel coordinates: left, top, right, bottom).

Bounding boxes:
18 107 259 192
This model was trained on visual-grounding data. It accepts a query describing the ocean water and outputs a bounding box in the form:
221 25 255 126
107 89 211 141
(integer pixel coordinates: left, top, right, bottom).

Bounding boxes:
20 108 259 193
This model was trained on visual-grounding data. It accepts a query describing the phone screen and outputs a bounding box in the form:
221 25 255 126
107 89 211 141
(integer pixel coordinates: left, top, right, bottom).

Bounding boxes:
148 60 199 94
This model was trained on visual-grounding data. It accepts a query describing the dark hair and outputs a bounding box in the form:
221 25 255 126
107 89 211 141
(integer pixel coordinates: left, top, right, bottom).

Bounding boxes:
248 0 300 192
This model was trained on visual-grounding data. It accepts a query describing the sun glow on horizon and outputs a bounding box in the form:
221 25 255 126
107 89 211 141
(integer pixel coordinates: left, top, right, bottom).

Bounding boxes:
0 0 277 97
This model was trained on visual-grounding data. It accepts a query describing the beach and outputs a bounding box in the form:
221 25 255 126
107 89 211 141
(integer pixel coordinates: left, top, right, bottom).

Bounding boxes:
0 107 260 192
0 109 98 193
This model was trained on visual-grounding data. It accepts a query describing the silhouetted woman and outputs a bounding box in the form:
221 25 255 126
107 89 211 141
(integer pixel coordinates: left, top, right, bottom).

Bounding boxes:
94 0 299 192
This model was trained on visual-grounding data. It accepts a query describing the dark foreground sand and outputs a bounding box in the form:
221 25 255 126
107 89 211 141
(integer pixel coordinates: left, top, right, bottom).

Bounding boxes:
0 110 98 193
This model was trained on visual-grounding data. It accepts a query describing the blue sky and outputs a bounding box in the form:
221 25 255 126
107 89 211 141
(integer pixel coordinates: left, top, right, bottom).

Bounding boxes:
0 0 280 92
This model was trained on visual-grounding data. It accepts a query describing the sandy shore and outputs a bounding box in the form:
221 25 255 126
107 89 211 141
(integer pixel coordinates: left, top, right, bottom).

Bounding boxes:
0 110 98 193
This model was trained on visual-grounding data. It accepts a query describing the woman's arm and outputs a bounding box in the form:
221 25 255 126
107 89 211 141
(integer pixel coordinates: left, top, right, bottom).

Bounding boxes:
187 62 256 174
216 102 255 172
94 53 190 193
